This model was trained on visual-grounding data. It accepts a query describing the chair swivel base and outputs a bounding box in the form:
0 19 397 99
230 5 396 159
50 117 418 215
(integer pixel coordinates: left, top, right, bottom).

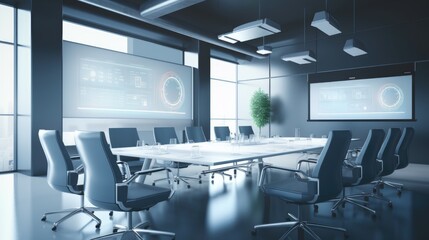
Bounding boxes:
92 221 175 240
253 213 347 240
331 195 376 218
41 206 103 231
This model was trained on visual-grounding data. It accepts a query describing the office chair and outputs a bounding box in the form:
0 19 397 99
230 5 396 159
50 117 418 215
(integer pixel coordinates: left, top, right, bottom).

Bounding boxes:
379 127 414 194
330 129 385 217
108 128 145 174
238 125 255 138
213 125 253 180
185 126 207 143
38 130 105 231
372 128 401 195
214 126 231 141
253 130 351 240
74 131 175 240
153 127 201 188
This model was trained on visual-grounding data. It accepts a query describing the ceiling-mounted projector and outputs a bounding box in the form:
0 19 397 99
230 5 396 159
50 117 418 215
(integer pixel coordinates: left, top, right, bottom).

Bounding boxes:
218 18 281 43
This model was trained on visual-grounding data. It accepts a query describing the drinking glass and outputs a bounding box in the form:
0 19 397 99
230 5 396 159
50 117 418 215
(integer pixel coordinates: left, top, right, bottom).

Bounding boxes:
295 128 301 140
169 138 177 145
136 140 144 148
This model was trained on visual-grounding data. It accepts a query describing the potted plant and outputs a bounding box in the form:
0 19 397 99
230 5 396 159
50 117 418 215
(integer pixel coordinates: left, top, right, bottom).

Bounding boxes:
250 88 271 136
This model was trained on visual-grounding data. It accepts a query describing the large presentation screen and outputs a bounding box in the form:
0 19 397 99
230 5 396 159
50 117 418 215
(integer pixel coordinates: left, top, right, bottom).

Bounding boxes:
308 64 414 121
63 42 193 119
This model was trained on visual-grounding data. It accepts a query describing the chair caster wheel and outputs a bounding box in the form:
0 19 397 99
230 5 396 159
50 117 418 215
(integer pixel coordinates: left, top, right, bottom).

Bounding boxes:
177 180 180 184
113 228 118 233
91 211 95 214
41 216 47 221
211 180 214 184
52 226 57 231
229 176 233 180
95 223 101 229
211 175 215 179
251 229 257 236
388 202 393 208
397 190 402 196
372 188 377 193
364 196 369 201
234 169 237 174
314 205 319 212
199 180 202 184
331 211 337 217
341 202 346 208
152 182 155 186
109 211 113 216
187 185 191 189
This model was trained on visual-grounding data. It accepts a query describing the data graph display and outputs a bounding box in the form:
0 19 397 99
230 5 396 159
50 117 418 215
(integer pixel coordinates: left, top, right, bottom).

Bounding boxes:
309 75 413 120
63 42 192 119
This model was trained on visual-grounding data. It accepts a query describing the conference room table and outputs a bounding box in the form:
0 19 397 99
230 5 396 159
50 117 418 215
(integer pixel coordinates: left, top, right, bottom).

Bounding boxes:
111 137 328 182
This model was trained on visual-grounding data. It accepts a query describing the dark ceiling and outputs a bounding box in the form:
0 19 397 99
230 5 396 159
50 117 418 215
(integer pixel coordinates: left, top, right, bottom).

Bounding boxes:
71 0 429 59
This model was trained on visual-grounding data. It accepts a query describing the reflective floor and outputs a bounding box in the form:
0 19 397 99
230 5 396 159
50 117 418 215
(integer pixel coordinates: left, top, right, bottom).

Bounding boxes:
1 155 429 240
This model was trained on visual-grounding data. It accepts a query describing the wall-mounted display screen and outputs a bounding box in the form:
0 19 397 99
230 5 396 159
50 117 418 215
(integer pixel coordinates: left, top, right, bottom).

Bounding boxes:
63 41 192 119
308 64 414 121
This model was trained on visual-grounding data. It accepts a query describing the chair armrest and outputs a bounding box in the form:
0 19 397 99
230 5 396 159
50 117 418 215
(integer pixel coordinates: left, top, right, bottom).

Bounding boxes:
123 167 171 184
74 164 84 174
376 159 384 175
258 165 307 187
116 161 131 179
343 160 356 168
296 158 317 173
66 170 81 194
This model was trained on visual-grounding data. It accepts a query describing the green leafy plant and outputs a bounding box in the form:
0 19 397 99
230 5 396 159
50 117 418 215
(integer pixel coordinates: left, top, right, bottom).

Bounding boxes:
250 88 271 135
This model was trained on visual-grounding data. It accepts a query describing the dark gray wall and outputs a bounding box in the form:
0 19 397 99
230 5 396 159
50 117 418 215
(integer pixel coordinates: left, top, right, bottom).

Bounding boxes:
238 9 429 164
30 0 63 175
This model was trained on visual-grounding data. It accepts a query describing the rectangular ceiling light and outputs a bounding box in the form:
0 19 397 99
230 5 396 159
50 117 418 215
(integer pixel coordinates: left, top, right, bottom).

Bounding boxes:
281 50 317 64
218 18 281 43
256 45 273 55
140 0 205 19
311 11 341 36
343 39 367 56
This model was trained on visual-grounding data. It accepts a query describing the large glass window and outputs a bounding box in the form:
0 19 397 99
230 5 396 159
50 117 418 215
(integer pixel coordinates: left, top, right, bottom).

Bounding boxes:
63 21 128 53
210 59 237 140
0 4 15 172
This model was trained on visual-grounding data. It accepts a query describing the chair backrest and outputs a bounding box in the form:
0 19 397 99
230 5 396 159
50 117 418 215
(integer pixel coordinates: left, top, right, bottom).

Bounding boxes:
75 131 123 210
355 129 385 184
395 127 414 169
239 126 254 137
154 127 179 145
185 126 207 143
377 128 401 176
311 130 351 202
38 130 76 193
214 126 230 141
108 127 140 161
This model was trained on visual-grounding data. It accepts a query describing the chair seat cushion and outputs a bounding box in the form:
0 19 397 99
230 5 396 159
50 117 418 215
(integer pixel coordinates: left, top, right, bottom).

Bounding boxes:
123 182 171 210
342 166 361 186
169 162 190 168
261 177 318 203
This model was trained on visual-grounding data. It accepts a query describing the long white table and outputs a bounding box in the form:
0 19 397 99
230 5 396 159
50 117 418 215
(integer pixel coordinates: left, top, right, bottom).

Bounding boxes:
111 137 327 169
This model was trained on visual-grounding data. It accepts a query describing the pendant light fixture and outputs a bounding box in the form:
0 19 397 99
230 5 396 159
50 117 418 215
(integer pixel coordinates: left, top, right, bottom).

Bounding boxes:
343 0 368 56
311 0 341 36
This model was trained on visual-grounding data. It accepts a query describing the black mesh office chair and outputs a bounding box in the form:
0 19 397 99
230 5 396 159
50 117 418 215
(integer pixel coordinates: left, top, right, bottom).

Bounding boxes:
38 130 105 231
185 126 207 143
253 130 351 239
330 129 385 217
75 131 175 240
238 125 255 138
108 128 145 173
153 127 201 188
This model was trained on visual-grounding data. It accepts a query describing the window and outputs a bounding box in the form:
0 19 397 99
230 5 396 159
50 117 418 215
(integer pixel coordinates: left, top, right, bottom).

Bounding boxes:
0 4 15 172
210 59 237 140
63 21 128 53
